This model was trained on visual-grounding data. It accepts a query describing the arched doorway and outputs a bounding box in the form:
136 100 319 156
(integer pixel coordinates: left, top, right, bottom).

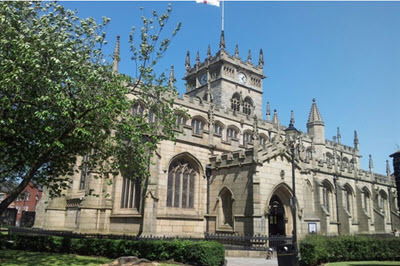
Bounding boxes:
268 195 286 236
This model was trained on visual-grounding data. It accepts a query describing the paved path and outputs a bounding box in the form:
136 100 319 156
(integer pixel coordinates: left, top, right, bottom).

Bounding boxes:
226 257 278 266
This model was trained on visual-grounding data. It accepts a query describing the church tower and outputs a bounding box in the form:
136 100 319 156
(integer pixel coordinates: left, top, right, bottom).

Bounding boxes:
183 31 265 118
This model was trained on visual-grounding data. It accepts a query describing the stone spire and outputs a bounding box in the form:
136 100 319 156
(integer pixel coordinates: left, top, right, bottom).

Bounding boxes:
336 127 341 144
207 45 212 58
112 35 120 73
307 98 325 145
169 65 175 88
258 49 264 67
247 49 252 63
185 51 191 71
196 51 200 66
272 109 279 125
354 130 359 150
266 101 271 121
219 30 226 49
386 159 391 176
234 44 239 58
307 98 324 125
369 154 374 173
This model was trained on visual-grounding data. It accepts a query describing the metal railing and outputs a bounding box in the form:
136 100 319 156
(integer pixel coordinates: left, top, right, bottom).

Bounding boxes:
8 227 293 251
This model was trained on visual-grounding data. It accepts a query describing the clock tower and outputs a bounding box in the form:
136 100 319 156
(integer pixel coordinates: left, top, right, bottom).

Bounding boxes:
183 31 265 118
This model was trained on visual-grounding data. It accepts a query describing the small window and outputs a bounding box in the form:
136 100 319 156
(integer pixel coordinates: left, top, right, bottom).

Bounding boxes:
259 135 268 147
243 97 253 115
227 127 238 141
231 93 240 112
175 115 187 127
243 131 253 146
148 110 157 123
132 103 144 116
214 123 223 136
192 119 204 135
120 178 141 210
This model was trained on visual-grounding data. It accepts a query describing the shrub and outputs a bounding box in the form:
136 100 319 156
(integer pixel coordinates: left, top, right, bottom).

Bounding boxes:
10 234 224 266
299 235 400 266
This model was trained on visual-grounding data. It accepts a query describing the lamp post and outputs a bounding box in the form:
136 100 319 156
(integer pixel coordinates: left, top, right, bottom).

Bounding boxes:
284 111 300 266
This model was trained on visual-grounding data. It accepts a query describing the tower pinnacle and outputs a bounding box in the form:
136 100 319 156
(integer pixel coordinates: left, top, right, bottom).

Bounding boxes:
386 159 391 176
169 65 175 88
196 51 200 66
207 45 212 58
219 30 226 49
336 127 341 144
307 98 324 125
354 130 359 150
112 35 120 73
234 44 239 58
185 51 191 71
247 49 252 63
266 101 271 121
369 154 374 173
272 109 279 126
258 49 264 67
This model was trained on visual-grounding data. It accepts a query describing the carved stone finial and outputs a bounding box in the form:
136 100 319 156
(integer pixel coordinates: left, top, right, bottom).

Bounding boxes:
266 101 271 121
386 160 391 176
112 35 120 73
196 51 200 66
207 45 212 58
369 154 374 172
337 127 341 144
185 51 191 71
247 49 252 63
258 48 264 67
169 65 175 88
234 44 239 58
272 109 279 126
289 110 295 127
354 130 359 150
219 30 226 49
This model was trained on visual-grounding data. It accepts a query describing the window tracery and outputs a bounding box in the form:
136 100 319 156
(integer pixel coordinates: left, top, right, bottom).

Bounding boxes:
167 159 198 209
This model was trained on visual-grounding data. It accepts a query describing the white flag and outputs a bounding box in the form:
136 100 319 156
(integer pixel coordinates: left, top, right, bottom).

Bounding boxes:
195 0 220 7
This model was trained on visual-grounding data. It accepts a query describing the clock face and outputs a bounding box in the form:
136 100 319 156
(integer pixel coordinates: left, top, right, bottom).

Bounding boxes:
238 72 247 84
199 73 207 85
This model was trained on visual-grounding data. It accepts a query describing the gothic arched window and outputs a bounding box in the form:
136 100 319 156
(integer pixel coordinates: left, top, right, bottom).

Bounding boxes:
243 131 253 146
191 118 205 135
343 184 353 215
322 180 334 214
243 97 253 115
226 126 239 141
175 114 187 128
218 187 234 229
259 134 268 148
167 158 199 208
362 187 371 214
231 93 241 112
120 177 141 210
214 121 224 136
132 103 144 116
378 190 388 214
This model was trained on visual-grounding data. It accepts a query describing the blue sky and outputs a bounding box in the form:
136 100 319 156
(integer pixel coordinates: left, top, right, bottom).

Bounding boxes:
61 1 399 174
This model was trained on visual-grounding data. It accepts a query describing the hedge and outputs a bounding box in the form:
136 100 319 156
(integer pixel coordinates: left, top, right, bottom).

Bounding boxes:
299 235 400 266
8 234 224 266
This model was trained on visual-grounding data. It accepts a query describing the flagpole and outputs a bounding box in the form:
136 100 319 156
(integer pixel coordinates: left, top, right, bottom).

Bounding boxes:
221 0 224 31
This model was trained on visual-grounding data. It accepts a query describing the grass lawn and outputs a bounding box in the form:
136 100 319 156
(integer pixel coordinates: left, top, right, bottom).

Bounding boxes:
0 249 112 266
326 262 400 266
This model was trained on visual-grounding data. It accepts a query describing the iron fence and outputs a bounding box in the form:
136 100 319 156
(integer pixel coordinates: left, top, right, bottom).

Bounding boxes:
8 227 291 251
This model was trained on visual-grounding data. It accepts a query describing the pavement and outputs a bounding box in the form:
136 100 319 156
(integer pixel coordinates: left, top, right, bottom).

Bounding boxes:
226 257 278 266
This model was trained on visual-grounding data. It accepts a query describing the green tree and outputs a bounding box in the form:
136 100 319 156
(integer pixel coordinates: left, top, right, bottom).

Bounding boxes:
0 1 181 215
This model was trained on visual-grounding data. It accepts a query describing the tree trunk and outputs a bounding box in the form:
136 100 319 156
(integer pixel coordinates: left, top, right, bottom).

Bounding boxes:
0 164 41 216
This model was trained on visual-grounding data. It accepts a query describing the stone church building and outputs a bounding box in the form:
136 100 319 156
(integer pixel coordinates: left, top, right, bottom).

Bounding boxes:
35 32 400 239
